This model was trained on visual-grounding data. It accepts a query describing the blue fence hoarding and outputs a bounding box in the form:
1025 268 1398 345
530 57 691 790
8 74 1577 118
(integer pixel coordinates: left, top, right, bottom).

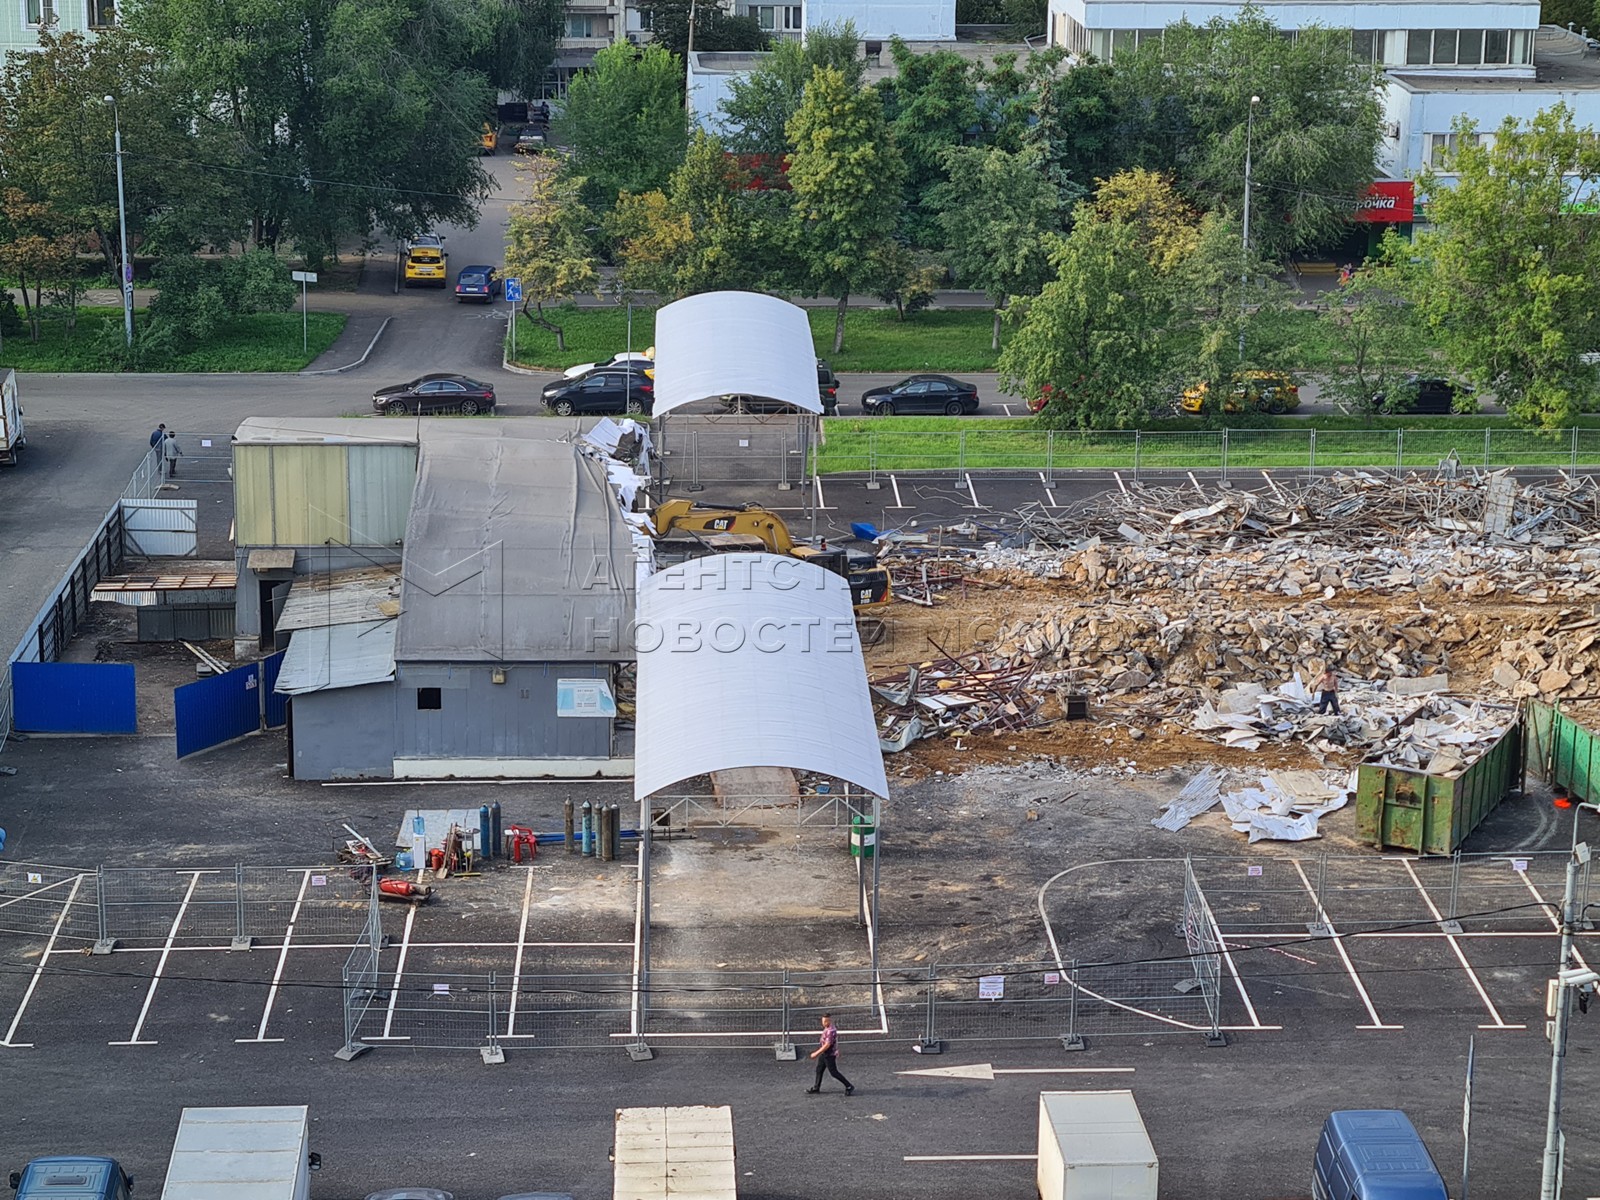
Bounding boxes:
174 662 261 758
261 650 287 729
11 662 137 734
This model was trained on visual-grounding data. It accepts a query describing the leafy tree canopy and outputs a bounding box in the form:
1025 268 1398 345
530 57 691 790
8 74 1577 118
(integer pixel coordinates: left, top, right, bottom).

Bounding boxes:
556 41 691 210
718 23 862 169
1396 104 1600 427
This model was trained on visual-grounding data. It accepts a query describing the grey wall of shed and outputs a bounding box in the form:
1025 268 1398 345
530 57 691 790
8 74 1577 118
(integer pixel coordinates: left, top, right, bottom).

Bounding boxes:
392 661 613 760
233 547 402 639
288 682 398 780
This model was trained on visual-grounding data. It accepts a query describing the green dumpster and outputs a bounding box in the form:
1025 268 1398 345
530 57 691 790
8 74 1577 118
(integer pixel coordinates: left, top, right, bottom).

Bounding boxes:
1356 717 1523 854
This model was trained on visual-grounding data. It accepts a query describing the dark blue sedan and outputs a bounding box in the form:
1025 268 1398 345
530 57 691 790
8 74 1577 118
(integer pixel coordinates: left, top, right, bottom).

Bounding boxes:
453 265 499 302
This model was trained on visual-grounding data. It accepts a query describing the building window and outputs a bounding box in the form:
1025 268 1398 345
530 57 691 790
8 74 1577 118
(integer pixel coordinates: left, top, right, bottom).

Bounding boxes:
1513 29 1532 64
564 12 605 37
1433 29 1457 64
1406 29 1431 64
1352 29 1376 62
1484 29 1509 63
748 5 801 31
23 0 56 25
1456 30 1482 65
87 0 113 25
1428 132 1480 169
416 687 442 711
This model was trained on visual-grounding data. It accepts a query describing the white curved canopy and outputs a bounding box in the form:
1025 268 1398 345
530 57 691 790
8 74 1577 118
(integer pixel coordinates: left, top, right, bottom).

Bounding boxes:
652 291 821 416
633 553 888 800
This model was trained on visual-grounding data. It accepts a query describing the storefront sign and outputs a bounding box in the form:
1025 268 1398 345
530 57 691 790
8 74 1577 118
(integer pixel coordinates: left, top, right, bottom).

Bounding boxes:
1354 180 1415 223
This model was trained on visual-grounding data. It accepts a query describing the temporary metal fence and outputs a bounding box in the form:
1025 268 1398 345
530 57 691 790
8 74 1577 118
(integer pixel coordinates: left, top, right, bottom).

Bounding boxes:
658 414 817 495
336 875 384 1060
816 425 1600 483
1181 859 1227 1044
342 956 1222 1060
0 861 99 942
646 789 875 831
0 860 377 952
1191 850 1591 938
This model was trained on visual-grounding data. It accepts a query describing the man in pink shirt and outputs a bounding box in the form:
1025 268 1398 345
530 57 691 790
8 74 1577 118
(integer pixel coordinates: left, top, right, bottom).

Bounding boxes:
806 1013 854 1095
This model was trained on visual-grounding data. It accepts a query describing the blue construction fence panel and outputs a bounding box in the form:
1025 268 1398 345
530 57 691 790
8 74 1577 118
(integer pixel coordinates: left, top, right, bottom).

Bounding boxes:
174 661 261 758
261 650 287 729
11 662 137 734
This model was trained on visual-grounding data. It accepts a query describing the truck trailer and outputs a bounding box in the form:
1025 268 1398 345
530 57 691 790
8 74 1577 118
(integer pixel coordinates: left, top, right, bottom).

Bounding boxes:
0 368 25 466
159 1105 313 1200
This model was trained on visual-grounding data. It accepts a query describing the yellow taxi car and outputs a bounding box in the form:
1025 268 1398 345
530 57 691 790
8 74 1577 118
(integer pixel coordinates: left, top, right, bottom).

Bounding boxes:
403 238 447 288
1179 370 1300 415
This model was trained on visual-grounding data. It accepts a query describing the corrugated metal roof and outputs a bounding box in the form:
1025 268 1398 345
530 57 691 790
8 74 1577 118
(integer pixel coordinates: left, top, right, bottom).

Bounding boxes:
653 291 821 416
276 619 397 694
633 552 889 799
232 416 601 446
277 567 401 632
394 438 635 663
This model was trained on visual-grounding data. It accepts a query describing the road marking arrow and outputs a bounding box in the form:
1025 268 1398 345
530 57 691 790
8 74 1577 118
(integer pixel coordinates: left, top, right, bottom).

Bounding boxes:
896 1064 1134 1081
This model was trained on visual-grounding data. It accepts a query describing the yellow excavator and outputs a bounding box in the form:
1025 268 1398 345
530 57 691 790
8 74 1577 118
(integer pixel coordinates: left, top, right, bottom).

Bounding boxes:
653 500 892 641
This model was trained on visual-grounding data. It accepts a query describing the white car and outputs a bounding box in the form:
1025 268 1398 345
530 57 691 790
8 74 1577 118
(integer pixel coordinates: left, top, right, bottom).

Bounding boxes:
562 350 654 379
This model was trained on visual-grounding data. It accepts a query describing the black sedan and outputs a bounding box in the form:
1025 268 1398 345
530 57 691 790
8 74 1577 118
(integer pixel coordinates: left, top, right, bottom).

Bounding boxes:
1376 374 1474 415
373 374 496 416
542 367 654 416
861 375 980 416
453 265 499 302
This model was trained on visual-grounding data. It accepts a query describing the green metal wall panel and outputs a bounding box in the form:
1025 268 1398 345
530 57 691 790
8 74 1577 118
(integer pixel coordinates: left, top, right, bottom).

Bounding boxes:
1526 700 1600 805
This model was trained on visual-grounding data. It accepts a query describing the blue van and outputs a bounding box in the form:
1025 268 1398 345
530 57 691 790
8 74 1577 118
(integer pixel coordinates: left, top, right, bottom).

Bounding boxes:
9 1158 133 1200
1313 1111 1448 1200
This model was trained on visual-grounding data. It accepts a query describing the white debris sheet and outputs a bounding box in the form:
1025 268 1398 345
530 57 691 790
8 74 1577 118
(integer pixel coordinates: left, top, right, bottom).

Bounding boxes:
1154 768 1352 843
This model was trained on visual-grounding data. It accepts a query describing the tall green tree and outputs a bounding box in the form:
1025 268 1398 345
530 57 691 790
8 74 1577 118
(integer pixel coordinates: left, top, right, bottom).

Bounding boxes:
0 30 221 269
1398 105 1600 427
126 0 494 261
638 0 769 56
1115 9 1383 256
929 145 1059 348
462 0 567 100
1314 261 1434 416
1016 58 1122 218
505 157 600 350
719 23 862 178
998 213 1175 428
557 42 691 210
786 65 906 353
876 41 983 246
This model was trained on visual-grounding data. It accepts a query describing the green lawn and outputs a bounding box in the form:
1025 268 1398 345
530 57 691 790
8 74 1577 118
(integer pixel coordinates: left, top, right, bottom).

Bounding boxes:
816 415 1600 474
0 307 346 372
507 303 1003 373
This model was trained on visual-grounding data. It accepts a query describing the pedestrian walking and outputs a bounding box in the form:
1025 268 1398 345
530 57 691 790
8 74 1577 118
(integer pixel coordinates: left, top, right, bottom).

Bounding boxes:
805 1013 853 1096
1314 665 1341 715
148 422 166 448
162 429 182 479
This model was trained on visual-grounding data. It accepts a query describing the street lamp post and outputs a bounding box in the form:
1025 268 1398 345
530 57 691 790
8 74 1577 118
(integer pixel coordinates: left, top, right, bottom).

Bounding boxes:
1239 94 1260 362
1541 840 1590 1200
103 96 134 348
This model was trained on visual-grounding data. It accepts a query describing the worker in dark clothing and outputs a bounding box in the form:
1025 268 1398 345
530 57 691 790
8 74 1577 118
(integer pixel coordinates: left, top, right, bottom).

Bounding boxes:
805 1013 854 1095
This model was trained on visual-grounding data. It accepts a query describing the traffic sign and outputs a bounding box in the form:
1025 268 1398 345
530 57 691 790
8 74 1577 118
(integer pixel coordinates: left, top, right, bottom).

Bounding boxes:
291 270 318 283
504 277 523 303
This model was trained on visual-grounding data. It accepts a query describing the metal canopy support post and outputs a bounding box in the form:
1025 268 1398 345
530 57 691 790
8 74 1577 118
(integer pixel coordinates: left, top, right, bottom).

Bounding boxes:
1540 844 1587 1200
774 968 797 1060
628 794 655 1061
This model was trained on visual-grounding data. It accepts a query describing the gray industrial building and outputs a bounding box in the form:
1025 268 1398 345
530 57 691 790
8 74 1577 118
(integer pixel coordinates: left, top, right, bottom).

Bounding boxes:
233 418 639 780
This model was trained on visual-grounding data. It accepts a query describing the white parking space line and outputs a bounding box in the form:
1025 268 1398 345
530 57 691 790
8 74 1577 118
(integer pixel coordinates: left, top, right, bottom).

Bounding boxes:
889 474 908 508
1293 860 1401 1030
2 872 87 1049
1518 868 1592 973
380 903 419 1040
813 475 831 511
965 475 980 508
905 1155 1037 1163
1038 474 1060 507
505 866 536 1037
110 870 206 1046
237 869 311 1044
1401 859 1523 1030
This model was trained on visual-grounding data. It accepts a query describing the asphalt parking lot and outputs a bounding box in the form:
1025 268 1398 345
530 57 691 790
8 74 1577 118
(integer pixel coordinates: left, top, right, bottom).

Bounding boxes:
4 725 1599 1199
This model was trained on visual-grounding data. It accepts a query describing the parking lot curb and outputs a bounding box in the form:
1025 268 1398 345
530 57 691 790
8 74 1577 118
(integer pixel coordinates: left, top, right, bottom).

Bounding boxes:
300 316 392 376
